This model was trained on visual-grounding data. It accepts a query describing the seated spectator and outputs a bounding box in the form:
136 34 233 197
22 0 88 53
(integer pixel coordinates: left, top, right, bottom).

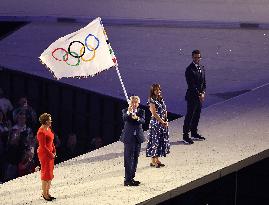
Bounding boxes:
54 134 62 150
13 97 37 129
0 109 11 182
18 148 37 177
4 133 21 181
0 109 11 146
4 110 35 182
53 134 62 164
0 88 13 119
90 136 103 150
11 110 34 152
0 131 4 182
61 133 80 161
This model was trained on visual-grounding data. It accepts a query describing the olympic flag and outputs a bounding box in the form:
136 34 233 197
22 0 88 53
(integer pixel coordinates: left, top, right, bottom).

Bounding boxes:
39 17 117 79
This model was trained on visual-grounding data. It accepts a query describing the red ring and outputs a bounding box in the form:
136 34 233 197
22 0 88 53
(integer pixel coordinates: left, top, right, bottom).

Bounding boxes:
52 48 69 62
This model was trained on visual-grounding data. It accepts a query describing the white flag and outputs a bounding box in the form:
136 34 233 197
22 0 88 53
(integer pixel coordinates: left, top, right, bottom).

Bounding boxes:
39 17 117 79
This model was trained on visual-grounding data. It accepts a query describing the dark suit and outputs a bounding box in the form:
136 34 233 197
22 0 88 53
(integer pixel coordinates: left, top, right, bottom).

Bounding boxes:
183 62 206 135
120 108 145 182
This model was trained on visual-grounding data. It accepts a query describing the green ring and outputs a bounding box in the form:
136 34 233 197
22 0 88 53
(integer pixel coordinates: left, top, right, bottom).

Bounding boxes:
63 51 80 66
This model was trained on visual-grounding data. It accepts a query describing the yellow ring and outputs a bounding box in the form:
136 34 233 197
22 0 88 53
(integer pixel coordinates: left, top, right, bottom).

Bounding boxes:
80 44 96 62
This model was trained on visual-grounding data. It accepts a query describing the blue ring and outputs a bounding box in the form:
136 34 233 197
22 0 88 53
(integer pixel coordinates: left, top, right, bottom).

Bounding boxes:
85 33 99 52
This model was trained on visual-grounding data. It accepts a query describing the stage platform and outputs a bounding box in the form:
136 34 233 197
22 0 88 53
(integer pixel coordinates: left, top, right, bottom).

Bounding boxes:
0 83 268 205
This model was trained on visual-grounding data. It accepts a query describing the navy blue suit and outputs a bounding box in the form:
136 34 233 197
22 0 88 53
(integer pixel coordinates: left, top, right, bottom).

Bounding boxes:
120 108 145 182
183 62 206 135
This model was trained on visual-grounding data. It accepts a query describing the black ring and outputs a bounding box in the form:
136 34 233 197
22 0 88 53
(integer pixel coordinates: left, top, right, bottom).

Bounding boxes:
68 41 85 58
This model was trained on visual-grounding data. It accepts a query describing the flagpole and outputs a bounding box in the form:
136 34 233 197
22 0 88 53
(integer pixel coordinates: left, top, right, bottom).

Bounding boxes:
115 65 129 103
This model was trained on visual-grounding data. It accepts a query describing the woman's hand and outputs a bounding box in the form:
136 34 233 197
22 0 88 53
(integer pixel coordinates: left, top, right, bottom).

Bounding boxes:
161 121 168 127
35 166 40 172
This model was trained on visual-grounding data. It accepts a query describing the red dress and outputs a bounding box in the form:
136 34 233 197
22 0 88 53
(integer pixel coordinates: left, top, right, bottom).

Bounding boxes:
37 127 55 180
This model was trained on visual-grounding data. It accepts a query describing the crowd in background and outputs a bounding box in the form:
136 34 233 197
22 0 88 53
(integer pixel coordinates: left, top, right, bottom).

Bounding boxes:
0 87 103 183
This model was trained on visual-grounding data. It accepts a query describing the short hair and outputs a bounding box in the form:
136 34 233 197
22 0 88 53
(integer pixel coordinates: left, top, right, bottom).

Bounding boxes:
192 50 201 56
0 109 5 121
129 95 140 103
149 84 162 100
39 113 51 125
13 108 26 122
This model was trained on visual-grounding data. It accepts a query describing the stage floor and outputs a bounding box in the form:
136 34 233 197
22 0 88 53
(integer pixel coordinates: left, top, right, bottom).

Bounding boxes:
0 83 268 205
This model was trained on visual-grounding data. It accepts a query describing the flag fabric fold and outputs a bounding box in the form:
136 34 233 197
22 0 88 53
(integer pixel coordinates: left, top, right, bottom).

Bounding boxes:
39 17 117 79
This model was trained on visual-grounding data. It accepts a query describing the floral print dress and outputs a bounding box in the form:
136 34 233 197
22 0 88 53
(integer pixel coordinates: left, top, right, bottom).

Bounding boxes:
146 98 170 157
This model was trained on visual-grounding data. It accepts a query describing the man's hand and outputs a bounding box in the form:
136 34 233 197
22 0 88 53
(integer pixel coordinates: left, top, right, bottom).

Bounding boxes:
199 93 205 103
131 114 138 120
128 105 133 113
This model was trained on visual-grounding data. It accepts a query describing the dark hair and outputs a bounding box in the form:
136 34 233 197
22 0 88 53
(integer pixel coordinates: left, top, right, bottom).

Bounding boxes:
13 108 26 123
0 109 6 121
39 113 51 125
192 50 201 56
149 84 162 100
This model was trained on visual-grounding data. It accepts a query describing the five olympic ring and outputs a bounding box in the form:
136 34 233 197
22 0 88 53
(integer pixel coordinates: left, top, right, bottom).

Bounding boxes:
52 33 100 67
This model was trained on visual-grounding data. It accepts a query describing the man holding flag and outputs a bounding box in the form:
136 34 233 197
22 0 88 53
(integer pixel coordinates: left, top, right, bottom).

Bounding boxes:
120 96 145 186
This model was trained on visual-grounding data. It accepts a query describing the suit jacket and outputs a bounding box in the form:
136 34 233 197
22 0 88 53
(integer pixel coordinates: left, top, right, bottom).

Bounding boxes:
120 108 145 144
185 62 206 101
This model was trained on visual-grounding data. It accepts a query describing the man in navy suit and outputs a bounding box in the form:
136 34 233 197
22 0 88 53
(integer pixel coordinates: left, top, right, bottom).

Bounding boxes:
183 50 206 144
120 96 145 186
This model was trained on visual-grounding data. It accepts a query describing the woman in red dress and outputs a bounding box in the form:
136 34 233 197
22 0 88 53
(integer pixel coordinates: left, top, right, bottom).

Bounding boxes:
37 113 56 201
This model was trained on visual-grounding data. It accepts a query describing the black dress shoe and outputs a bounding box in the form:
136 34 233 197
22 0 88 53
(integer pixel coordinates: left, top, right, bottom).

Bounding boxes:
49 196 56 200
131 179 140 185
191 133 206 140
157 162 165 167
183 137 194 144
124 180 139 186
42 195 53 201
155 163 161 168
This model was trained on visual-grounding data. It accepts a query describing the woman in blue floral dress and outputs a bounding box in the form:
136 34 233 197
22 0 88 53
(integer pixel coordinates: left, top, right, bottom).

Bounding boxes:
146 84 170 168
